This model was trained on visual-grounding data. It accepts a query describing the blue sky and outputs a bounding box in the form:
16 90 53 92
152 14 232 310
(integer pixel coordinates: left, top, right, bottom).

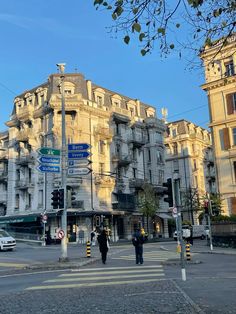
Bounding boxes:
0 1 209 132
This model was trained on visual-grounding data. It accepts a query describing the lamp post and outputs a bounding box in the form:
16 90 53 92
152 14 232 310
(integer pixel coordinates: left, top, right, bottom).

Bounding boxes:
57 63 68 261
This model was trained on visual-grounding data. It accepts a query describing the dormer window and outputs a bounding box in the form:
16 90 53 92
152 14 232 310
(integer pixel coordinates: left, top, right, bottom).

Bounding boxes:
111 94 122 108
97 96 103 107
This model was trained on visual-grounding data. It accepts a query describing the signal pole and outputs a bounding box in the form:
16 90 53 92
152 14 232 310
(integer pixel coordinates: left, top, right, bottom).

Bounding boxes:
174 178 186 281
57 63 68 262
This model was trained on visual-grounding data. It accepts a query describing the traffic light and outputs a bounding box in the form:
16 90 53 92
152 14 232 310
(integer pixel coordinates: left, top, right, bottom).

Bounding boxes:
51 189 59 209
71 190 77 207
58 188 64 209
163 178 173 207
210 200 220 216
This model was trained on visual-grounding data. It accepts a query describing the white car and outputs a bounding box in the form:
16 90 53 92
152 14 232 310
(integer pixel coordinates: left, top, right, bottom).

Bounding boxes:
0 229 16 251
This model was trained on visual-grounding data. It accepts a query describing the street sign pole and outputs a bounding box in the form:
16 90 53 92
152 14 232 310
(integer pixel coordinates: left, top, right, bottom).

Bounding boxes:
174 178 186 282
57 63 68 262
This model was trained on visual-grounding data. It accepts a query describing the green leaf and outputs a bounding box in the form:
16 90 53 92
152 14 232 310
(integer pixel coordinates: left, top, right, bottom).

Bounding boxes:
103 2 108 6
112 12 117 20
107 5 112 9
170 44 175 49
116 6 124 16
141 49 147 56
133 22 141 33
94 0 103 5
157 28 165 35
132 7 139 14
124 35 130 45
139 33 145 42
176 23 180 28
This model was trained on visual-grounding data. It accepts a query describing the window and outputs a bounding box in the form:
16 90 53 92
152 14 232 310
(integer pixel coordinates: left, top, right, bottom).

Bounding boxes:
39 190 43 206
172 129 177 137
29 168 32 183
133 168 137 178
65 89 72 95
157 151 163 163
225 61 235 77
226 93 236 115
98 140 105 154
97 96 103 107
233 162 236 183
149 170 152 183
15 194 19 209
232 128 236 146
148 149 151 162
158 170 164 184
130 107 135 117
193 159 197 171
173 160 179 172
99 163 104 174
173 143 178 155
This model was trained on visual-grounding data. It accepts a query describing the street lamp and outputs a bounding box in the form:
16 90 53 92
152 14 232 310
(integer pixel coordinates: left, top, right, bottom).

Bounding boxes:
56 63 68 262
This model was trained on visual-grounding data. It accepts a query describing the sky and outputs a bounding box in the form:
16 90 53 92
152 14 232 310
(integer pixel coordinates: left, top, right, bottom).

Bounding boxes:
0 1 209 133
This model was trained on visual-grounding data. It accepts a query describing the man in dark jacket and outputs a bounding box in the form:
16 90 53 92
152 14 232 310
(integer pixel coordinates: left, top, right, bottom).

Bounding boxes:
132 228 145 264
97 229 109 264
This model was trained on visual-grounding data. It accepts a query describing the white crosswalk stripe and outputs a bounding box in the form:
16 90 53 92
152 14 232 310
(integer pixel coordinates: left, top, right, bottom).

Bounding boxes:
112 250 179 262
25 265 165 291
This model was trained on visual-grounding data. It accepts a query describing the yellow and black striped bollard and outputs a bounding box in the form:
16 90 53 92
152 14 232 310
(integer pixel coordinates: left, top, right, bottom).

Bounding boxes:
86 240 91 258
185 243 191 261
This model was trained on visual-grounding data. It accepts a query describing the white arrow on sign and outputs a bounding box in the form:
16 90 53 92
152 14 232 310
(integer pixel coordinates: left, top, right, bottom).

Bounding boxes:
67 159 92 167
68 167 92 176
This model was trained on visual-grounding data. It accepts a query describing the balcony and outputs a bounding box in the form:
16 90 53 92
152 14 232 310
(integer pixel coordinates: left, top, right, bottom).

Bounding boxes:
0 172 7 182
112 154 132 167
16 129 34 142
16 155 34 166
112 112 130 124
128 134 146 148
112 193 136 212
94 125 112 140
94 175 114 187
129 178 145 190
15 180 34 190
0 193 7 204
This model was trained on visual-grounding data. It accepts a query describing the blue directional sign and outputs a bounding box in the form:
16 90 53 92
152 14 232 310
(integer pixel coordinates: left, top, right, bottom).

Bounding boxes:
38 156 60 164
68 151 91 159
68 143 91 151
37 165 60 173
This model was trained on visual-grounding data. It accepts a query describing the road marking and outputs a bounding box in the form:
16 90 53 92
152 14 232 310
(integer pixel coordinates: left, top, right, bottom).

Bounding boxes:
45 272 164 283
25 278 165 291
70 265 162 273
60 268 163 277
0 262 27 268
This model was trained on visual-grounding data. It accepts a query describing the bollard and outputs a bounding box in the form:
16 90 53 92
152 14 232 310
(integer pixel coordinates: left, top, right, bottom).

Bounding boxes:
86 240 91 258
185 243 191 261
176 244 181 253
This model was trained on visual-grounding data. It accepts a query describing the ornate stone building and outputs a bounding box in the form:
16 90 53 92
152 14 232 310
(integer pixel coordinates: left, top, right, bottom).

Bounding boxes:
201 34 236 215
164 119 216 223
0 70 168 241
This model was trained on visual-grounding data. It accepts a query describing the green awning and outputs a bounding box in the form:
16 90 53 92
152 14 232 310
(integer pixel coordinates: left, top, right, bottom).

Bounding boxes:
0 215 39 224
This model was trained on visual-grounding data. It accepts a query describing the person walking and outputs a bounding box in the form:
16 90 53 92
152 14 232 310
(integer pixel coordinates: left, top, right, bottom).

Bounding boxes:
132 228 145 265
97 229 109 264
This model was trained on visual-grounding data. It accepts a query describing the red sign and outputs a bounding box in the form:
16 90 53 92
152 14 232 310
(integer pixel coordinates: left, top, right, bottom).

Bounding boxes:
57 229 65 239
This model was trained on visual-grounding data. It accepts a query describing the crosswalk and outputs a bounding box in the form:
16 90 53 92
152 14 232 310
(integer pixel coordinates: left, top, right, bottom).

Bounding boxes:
112 250 179 262
25 265 165 291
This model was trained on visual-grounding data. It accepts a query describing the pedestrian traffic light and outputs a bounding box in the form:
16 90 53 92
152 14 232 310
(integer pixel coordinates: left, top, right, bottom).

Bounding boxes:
51 189 59 209
71 190 77 207
58 188 64 209
163 178 173 207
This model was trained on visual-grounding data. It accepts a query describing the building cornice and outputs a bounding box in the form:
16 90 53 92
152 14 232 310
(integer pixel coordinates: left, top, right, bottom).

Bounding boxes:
201 75 236 91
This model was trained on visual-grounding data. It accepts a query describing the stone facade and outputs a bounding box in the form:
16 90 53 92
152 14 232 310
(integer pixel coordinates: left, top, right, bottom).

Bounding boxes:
1 71 168 241
201 34 236 215
164 119 216 223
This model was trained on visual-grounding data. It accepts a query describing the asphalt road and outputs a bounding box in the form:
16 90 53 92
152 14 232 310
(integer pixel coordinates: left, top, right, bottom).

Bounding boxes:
0 240 235 313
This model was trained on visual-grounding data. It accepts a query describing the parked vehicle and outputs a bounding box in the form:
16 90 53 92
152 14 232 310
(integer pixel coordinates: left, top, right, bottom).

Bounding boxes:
174 225 208 240
0 229 16 251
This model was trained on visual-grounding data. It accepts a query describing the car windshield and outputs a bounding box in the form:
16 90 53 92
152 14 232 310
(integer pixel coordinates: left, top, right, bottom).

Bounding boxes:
0 230 10 238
